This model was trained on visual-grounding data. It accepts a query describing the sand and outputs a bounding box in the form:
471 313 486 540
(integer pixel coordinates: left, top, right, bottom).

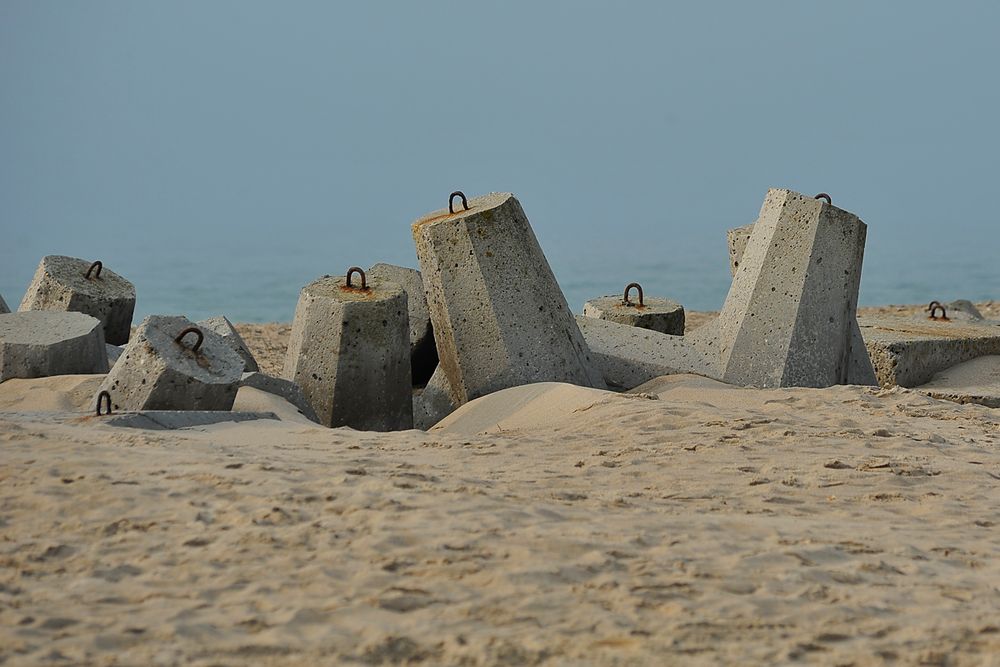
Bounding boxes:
2 372 999 665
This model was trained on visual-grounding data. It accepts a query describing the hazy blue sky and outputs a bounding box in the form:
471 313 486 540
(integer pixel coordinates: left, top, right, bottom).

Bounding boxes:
2 1 997 320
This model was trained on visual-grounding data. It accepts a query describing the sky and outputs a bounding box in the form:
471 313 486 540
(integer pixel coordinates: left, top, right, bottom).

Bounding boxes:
1 1 997 320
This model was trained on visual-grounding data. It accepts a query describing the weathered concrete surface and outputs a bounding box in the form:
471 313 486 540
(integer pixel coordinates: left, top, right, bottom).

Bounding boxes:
106 344 123 368
367 263 438 385
413 365 460 430
284 275 412 431
239 371 319 423
0 312 108 382
99 315 244 411
103 411 279 430
727 223 755 277
915 355 1000 408
0 293 9 314
413 192 604 403
198 315 259 372
583 295 685 335
860 315 1000 388
717 189 871 388
576 316 718 390
18 255 136 345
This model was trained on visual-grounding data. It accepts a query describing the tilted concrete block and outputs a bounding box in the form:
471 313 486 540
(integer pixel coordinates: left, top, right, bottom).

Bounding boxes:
99 315 244 411
0 293 9 314
727 223 754 277
106 344 123 368
283 269 412 431
197 316 259 372
412 365 460 430
412 191 604 404
717 189 871 388
0 312 109 382
583 283 685 335
18 256 135 345
367 263 438 385
239 371 319 423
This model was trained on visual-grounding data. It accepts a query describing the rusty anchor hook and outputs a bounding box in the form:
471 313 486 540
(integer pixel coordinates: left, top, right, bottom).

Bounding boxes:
95 390 113 416
814 193 832 205
449 191 470 214
84 260 103 280
623 282 644 307
929 304 949 321
345 267 368 290
175 326 204 352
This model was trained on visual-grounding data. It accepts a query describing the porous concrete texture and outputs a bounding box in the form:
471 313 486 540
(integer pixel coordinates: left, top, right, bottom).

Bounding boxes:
106 344 123 368
412 192 604 403
198 315 260 372
239 371 319 423
727 222 755 277
103 411 279 430
859 315 1000 388
576 316 718 390
582 294 685 336
99 315 244 411
283 274 412 431
413 365 460 430
716 189 871 388
18 255 136 345
0 312 109 382
0 293 9 314
367 263 438 385
914 355 1000 408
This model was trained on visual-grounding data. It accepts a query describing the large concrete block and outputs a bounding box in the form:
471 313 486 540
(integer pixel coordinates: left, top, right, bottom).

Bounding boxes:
0 312 109 382
367 263 438 385
0 293 9 314
18 256 136 345
197 315 259 372
412 365 460 430
582 283 685 335
716 189 870 388
412 191 604 403
103 411 278 430
99 315 244 411
239 371 319 423
283 269 412 431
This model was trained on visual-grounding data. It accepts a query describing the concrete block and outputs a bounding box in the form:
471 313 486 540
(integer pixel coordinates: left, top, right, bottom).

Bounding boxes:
0 312 109 381
413 365 460 430
859 315 1000 387
106 344 123 368
582 283 685 335
412 191 604 404
919 299 985 323
197 315 259 372
283 269 412 431
716 189 870 388
239 371 319 423
915 355 1000 408
99 315 244 411
367 263 438 385
18 256 136 345
103 411 278 430
727 223 754 276
0 293 9 314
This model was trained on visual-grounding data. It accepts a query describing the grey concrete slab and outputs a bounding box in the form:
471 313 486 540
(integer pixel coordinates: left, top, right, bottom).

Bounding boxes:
367 263 438 385
0 312 108 382
239 371 319 423
284 272 412 431
412 365 460 430
106 344 123 368
99 315 244 411
915 355 1000 408
412 192 604 404
583 290 685 336
18 255 135 345
859 315 1000 388
198 315 259 372
102 411 279 430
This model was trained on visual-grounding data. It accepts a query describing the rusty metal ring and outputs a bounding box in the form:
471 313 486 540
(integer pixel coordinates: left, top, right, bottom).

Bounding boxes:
814 193 832 205
85 260 103 279
929 304 949 321
449 191 470 214
926 300 941 312
345 267 368 289
623 282 644 307
175 326 204 352
96 390 112 416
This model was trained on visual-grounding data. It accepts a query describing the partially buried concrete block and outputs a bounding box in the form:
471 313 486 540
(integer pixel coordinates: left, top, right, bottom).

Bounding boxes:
18 256 136 345
717 189 873 388
197 316 259 372
412 191 604 404
412 365 460 430
284 268 412 431
583 283 685 335
99 315 244 411
239 371 319 423
0 312 109 381
367 263 438 385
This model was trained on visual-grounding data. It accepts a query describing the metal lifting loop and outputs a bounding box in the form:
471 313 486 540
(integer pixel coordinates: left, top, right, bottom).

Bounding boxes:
926 300 942 312
345 266 368 289
449 191 469 214
175 326 204 352
623 282 644 307
85 260 103 280
929 304 949 321
95 390 112 416
814 193 832 205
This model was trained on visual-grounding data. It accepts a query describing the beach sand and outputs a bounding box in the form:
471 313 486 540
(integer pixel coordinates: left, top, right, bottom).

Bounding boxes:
2 369 999 664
